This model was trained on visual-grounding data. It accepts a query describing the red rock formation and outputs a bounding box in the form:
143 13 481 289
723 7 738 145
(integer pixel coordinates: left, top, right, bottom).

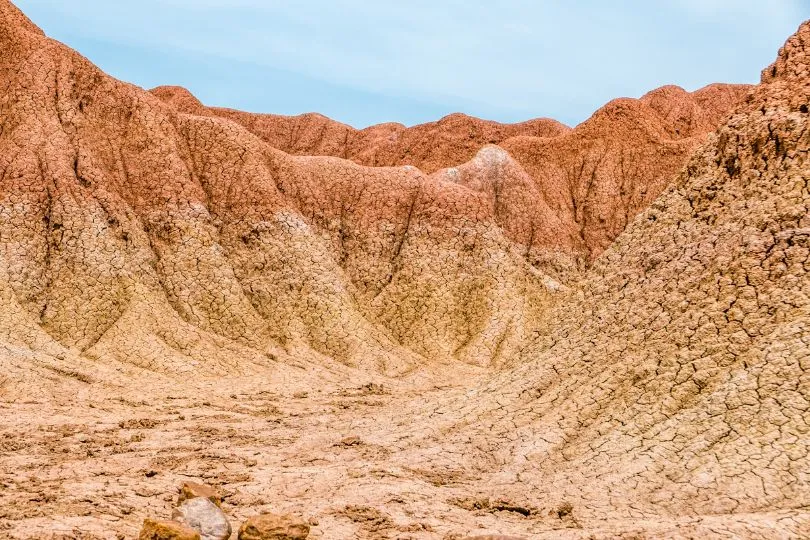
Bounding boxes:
153 83 750 261
499 84 750 257
0 0 548 374
0 1 752 377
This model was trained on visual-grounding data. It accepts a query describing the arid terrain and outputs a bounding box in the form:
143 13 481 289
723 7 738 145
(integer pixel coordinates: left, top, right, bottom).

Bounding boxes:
0 1 808 538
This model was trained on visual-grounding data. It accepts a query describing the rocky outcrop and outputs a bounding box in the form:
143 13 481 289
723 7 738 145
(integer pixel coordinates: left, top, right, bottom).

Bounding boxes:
0 6 751 381
497 83 751 257
139 519 201 540
178 482 223 508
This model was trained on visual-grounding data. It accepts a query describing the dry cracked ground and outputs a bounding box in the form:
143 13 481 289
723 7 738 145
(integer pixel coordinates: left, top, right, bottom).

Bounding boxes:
0 2 809 538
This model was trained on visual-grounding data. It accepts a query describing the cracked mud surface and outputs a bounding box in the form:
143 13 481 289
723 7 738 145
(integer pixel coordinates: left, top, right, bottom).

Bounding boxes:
0 1 809 538
4 377 810 539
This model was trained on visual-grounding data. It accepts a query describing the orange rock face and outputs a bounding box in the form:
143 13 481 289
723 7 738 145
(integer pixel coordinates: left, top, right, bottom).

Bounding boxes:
1 1 808 539
139 519 201 540
237 513 310 540
152 82 749 261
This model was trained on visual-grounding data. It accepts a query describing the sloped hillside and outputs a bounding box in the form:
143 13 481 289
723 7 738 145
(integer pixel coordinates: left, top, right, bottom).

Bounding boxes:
407 18 810 535
0 0 555 377
0 0 748 376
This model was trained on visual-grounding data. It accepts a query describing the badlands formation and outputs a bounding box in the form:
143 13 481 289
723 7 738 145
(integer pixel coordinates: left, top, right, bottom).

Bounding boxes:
0 1 807 538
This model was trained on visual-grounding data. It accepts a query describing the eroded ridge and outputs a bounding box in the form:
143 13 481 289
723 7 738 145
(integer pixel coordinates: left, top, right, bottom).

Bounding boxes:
154 82 751 261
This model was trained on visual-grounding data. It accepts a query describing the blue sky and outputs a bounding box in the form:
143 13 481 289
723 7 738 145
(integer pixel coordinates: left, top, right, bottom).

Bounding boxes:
12 1 809 128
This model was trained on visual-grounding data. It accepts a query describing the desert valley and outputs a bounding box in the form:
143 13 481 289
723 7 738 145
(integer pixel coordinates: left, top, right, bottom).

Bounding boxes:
0 2 809 539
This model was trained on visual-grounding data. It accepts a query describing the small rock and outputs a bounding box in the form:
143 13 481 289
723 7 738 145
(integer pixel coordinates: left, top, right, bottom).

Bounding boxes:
238 513 310 540
178 481 222 507
138 519 200 540
173 497 231 540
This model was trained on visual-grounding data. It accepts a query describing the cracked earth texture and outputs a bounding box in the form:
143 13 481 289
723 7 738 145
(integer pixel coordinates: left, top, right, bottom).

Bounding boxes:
0 1 808 538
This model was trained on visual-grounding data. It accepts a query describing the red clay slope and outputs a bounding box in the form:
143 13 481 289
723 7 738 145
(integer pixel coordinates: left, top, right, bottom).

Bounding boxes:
0 0 751 379
0 0 556 373
153 83 751 261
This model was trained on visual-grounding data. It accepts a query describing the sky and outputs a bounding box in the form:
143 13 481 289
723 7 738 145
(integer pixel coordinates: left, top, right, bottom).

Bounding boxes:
11 1 809 129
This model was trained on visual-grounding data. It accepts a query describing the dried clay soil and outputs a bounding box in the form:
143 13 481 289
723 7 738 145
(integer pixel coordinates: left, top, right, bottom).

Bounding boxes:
0 2 809 538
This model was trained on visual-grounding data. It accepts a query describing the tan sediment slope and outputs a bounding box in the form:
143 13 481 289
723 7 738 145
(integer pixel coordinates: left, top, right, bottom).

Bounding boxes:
1 0 808 538
0 0 747 376
408 17 810 535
